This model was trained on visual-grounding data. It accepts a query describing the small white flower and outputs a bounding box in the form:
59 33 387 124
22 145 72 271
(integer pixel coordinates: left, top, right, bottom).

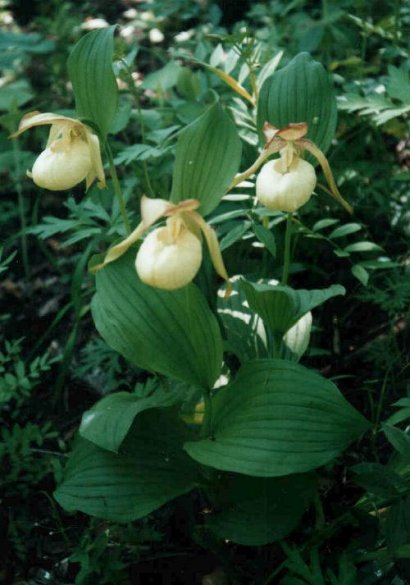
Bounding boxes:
81 17 109 30
149 28 164 43
123 8 138 19
174 30 194 43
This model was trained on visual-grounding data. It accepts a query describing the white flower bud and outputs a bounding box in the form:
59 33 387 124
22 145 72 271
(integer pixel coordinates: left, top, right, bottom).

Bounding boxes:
31 137 92 191
135 219 202 290
256 157 316 212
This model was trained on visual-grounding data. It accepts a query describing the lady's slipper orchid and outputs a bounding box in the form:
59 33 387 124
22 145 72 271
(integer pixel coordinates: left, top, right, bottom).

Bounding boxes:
256 156 316 213
231 122 352 214
135 215 202 290
11 112 105 191
93 196 231 294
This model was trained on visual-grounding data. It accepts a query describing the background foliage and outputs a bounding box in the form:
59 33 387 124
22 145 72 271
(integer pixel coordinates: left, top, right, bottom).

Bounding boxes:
0 0 409 583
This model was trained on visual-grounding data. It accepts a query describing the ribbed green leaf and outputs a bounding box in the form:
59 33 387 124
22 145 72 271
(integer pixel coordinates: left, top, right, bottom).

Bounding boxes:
328 223 362 239
257 52 337 153
207 472 316 545
92 251 223 390
185 359 370 477
241 281 345 336
171 100 242 216
253 224 277 258
386 496 410 554
80 380 187 453
68 26 118 138
351 264 369 286
55 409 200 522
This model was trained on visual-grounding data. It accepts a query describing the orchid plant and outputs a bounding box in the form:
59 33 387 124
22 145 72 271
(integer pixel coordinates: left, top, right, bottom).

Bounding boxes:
13 29 378 550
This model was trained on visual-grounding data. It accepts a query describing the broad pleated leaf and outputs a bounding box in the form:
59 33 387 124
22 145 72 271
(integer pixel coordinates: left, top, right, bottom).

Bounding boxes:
80 380 188 453
207 472 316 545
241 281 345 336
257 52 337 153
92 251 223 390
55 409 200 522
68 26 118 138
171 100 242 216
185 359 370 477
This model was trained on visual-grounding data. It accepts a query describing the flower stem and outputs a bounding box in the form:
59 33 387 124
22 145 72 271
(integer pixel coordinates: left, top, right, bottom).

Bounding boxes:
281 212 293 285
120 59 155 198
105 143 131 234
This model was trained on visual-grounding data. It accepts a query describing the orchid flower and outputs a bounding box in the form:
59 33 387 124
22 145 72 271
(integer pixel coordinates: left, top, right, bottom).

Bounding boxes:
92 196 231 294
231 122 352 214
11 112 105 191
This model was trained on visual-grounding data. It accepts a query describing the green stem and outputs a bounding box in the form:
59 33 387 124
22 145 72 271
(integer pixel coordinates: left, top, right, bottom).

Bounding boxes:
120 59 155 198
105 142 131 234
281 213 293 285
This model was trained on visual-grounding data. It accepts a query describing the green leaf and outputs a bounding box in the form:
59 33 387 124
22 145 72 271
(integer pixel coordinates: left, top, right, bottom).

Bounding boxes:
207 473 316 545
386 65 410 104
352 463 405 499
257 52 337 153
386 496 410 555
92 251 223 390
312 218 340 231
344 242 383 253
241 281 345 335
68 26 118 138
80 380 187 453
114 144 164 166
359 259 398 269
220 222 250 251
0 80 33 110
351 264 369 286
383 424 410 458
55 409 200 522
170 99 242 216
328 223 362 239
253 224 277 258
184 359 370 477
141 61 182 91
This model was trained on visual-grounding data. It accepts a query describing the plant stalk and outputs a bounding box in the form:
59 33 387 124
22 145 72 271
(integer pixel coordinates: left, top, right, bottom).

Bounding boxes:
105 142 131 234
281 212 293 285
